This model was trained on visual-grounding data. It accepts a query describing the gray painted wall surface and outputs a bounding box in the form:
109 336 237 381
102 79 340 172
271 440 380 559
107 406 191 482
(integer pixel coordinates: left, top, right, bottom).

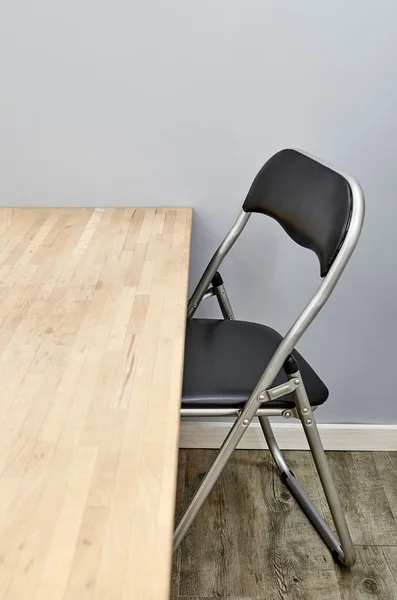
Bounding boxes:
1 1 396 423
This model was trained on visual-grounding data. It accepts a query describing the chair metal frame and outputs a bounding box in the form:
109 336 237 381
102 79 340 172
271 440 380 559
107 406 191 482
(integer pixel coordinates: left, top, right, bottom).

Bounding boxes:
173 150 365 567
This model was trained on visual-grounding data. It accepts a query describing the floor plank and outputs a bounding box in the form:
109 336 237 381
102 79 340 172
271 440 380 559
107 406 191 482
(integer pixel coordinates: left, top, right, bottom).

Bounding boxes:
327 452 397 546
373 452 397 522
336 546 397 600
172 449 397 600
174 450 342 600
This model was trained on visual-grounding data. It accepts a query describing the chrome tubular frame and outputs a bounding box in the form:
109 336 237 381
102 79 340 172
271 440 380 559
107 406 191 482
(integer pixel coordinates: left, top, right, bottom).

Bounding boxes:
187 210 250 318
180 408 291 417
175 153 365 566
260 367 355 566
213 280 235 320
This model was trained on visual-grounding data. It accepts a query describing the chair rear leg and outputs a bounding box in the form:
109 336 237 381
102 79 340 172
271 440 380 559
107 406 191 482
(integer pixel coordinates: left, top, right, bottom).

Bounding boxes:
259 387 356 567
259 416 345 561
292 372 356 566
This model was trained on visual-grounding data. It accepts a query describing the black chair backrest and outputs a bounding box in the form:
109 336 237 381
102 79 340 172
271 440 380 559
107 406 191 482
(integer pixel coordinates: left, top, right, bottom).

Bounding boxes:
243 149 353 276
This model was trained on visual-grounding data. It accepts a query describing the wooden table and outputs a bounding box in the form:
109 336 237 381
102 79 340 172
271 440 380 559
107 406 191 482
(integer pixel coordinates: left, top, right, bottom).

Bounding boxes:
0 207 192 599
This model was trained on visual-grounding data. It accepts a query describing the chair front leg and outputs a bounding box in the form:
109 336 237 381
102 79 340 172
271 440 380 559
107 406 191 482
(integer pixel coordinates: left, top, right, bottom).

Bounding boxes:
173 393 260 552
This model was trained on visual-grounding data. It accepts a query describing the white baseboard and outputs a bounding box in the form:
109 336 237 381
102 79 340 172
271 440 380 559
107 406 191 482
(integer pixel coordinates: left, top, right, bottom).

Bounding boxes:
179 421 397 451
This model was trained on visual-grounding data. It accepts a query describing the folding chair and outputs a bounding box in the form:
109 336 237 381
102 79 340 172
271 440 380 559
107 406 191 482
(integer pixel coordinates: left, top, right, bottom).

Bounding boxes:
173 149 365 567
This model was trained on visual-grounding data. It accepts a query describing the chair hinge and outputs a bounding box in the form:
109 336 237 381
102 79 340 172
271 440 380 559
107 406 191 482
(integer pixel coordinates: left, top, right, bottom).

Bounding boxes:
258 377 301 403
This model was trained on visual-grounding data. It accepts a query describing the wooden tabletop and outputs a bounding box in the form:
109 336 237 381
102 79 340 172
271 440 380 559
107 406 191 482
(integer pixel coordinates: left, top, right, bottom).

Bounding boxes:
0 207 192 599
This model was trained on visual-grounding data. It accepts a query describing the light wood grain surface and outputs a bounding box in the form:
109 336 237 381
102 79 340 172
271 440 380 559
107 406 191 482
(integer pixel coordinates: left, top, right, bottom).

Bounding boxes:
0 207 192 600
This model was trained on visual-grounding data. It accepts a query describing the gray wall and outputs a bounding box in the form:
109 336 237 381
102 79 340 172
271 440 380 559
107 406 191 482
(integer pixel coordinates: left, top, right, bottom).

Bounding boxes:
1 1 396 423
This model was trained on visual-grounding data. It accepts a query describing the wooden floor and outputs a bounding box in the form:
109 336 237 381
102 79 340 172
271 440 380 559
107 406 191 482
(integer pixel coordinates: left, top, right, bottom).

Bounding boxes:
172 449 397 600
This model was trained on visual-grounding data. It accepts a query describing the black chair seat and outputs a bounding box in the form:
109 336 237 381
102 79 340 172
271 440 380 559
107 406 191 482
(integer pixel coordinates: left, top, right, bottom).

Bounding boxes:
182 319 329 409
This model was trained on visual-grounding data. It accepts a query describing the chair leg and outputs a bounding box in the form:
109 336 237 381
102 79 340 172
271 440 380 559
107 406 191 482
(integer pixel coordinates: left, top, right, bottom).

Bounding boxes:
259 377 356 567
173 396 260 552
